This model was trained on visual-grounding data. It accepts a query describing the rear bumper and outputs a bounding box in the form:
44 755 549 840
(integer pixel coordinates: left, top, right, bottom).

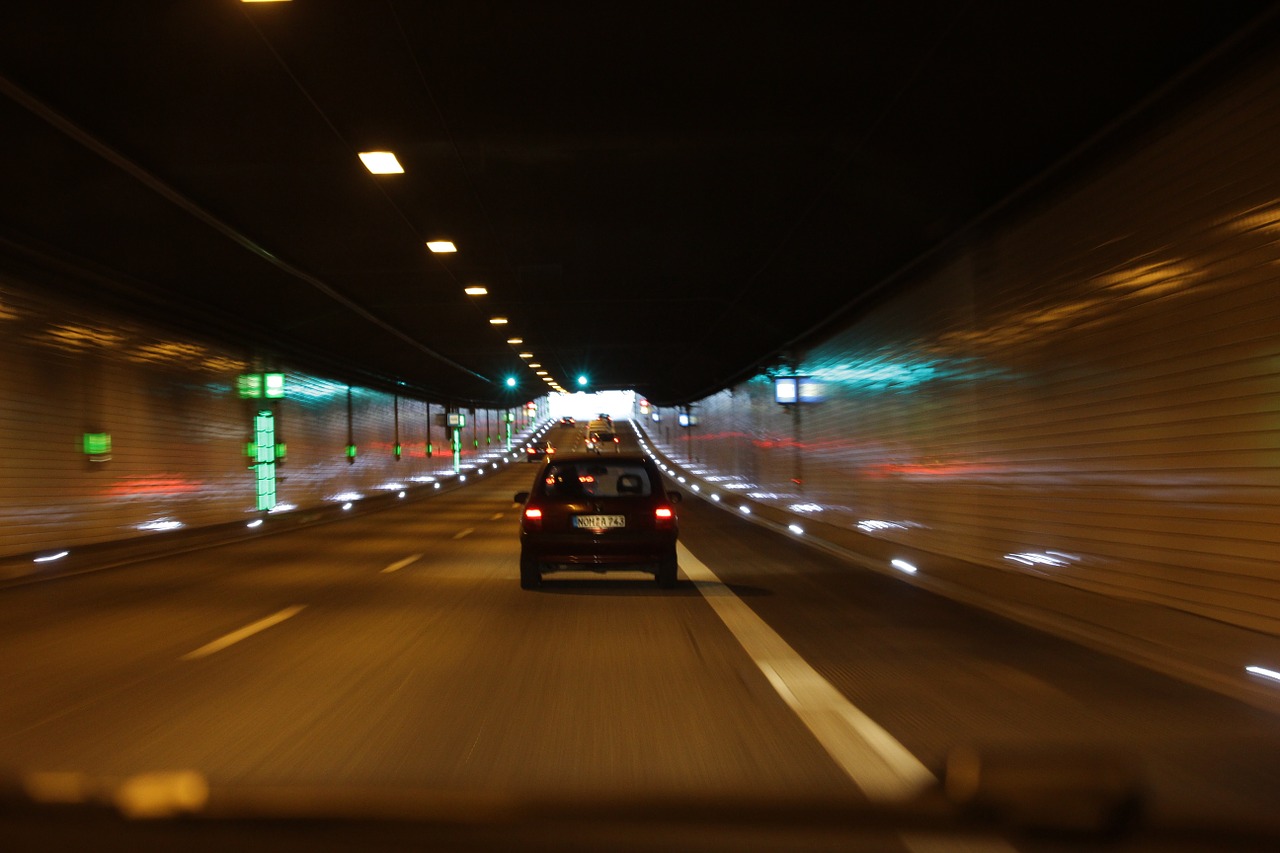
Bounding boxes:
521 532 676 568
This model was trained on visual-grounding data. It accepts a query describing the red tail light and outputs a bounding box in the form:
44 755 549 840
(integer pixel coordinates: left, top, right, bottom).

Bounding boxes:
654 507 673 519
523 507 543 531
655 506 675 529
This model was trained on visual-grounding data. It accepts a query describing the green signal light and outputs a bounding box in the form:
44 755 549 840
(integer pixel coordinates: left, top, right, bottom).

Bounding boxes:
577 375 588 386
505 377 517 388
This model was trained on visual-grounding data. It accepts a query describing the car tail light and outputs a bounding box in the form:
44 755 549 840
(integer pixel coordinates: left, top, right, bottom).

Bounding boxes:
612 436 620 443
654 506 675 528
523 507 543 531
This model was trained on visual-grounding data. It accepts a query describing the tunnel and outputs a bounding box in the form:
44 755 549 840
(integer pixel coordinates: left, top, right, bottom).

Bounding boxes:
2 3 1280 850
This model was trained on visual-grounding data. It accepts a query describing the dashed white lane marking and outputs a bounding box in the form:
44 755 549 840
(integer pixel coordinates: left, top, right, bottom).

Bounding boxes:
452 528 475 540
489 512 504 521
181 606 306 661
677 542 935 801
382 553 425 574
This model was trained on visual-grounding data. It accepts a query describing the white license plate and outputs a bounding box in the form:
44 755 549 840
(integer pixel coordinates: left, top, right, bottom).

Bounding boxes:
573 514 626 529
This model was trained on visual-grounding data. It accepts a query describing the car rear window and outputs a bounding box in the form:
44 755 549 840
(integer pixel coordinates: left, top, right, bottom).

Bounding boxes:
540 462 653 498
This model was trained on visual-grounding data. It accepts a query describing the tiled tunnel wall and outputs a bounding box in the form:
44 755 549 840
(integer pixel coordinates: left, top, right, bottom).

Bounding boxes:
647 53 1280 635
0 285 520 558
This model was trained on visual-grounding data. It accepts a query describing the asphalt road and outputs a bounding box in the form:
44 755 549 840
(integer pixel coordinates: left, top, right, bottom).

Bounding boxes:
1 423 1278 849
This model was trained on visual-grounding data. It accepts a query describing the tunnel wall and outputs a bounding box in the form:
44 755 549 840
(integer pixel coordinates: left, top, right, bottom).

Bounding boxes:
653 54 1280 635
0 285 515 559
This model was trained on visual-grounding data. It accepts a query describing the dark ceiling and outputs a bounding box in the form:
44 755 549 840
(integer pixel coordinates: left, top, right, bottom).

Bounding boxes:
2 2 1277 406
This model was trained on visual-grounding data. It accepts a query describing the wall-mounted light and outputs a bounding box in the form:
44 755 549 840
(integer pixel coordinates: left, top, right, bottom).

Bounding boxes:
83 432 112 463
775 375 824 403
426 240 457 253
238 372 285 399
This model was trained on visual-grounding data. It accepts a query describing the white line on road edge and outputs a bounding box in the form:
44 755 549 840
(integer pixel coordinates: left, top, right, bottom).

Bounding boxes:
489 512 505 521
181 606 306 660
452 528 475 540
382 553 425 573
678 542 935 801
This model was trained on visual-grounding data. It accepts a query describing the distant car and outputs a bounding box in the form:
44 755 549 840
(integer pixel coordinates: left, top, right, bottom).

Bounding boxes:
525 440 554 461
585 430 620 453
559 416 576 425
514 452 681 589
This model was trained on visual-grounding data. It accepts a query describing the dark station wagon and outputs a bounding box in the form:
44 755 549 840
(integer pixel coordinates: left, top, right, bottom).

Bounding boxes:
514 452 681 589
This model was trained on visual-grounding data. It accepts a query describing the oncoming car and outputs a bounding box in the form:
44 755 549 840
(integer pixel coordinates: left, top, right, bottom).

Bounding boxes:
514 453 681 589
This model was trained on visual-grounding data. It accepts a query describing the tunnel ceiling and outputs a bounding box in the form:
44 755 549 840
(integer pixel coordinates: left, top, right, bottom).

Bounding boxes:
1 2 1276 407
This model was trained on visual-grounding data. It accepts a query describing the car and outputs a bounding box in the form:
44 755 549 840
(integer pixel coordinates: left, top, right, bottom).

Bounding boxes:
585 430 620 452
514 452 682 589
524 440 554 461
559 416 576 425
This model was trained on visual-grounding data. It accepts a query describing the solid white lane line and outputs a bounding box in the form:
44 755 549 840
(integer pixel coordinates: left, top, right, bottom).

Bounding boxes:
452 528 475 540
489 512 504 521
382 553 425 574
181 606 306 661
677 542 935 800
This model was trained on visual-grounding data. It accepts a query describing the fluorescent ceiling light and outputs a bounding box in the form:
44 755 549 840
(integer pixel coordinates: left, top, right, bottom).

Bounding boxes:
506 337 523 344
489 317 508 325
519 352 533 358
358 151 403 174
528 363 541 368
464 286 488 296
426 241 456 253
536 370 548 375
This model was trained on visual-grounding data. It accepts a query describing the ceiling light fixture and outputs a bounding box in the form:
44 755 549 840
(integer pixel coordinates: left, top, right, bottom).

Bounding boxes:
464 286 488 296
426 241 456 253
519 352 533 358
507 337 523 345
489 317 508 325
357 151 403 174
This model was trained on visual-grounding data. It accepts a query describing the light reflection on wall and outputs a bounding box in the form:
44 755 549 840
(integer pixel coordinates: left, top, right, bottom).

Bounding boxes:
41 323 125 350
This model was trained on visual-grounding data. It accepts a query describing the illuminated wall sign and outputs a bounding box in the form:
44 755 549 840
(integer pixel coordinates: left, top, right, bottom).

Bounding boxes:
254 411 277 511
83 432 112 462
238 372 286 399
774 377 799 404
446 412 466 427
775 376 824 404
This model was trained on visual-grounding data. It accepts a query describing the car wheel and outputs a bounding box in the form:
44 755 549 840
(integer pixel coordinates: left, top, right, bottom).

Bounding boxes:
656 553 678 588
520 555 542 590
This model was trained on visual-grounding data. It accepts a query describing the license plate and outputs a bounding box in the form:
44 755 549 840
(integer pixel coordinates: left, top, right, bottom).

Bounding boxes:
573 514 626 529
